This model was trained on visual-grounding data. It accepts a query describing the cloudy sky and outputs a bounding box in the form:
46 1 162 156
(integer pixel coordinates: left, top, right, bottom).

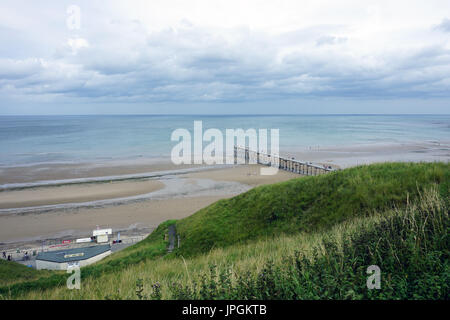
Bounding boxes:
1 0 449 114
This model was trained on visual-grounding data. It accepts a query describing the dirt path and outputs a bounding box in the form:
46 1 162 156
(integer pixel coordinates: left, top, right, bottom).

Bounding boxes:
168 224 176 253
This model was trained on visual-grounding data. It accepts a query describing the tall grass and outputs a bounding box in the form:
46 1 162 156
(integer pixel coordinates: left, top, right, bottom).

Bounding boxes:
12 186 448 300
167 186 449 299
175 162 449 257
0 260 53 287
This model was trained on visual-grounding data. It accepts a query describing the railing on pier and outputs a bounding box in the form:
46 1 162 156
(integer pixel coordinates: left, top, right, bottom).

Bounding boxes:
234 146 335 176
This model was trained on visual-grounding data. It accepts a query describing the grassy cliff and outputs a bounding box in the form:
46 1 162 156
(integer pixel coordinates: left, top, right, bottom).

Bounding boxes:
0 162 448 299
0 260 52 287
175 162 448 256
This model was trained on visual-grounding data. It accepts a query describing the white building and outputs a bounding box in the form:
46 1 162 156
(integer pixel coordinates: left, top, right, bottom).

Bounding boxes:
93 228 112 237
93 228 112 243
36 245 111 270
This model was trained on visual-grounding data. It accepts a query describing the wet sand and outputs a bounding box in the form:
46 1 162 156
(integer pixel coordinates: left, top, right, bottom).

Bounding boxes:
0 160 193 185
186 164 301 186
0 163 299 247
0 179 164 209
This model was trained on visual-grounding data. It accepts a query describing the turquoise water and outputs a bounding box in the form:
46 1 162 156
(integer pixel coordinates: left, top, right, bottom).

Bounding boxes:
0 115 449 167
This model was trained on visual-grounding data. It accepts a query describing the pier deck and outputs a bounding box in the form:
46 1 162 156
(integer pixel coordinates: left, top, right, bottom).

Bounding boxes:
234 146 335 176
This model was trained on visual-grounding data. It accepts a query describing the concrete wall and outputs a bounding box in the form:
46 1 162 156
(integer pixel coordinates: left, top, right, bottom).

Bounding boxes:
36 259 66 270
79 250 111 267
36 250 111 270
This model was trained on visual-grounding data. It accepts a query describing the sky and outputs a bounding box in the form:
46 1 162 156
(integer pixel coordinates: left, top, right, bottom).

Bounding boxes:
0 0 449 115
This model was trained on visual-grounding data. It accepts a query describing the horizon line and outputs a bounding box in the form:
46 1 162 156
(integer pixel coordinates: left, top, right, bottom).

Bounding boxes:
1 113 449 117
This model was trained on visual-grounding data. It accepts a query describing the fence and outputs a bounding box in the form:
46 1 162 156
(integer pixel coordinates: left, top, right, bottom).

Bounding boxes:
234 146 335 176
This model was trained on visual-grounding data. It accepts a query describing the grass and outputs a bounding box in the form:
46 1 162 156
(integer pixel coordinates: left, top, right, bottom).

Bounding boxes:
12 186 449 300
168 187 449 300
0 260 53 287
0 162 448 299
175 162 448 256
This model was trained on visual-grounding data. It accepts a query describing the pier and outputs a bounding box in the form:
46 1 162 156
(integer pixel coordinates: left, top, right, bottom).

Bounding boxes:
234 146 335 176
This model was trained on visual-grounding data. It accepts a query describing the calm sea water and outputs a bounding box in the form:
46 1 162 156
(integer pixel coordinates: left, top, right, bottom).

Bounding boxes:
0 115 449 167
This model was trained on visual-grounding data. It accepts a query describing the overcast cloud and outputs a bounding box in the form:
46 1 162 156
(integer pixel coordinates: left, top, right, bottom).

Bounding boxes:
0 0 449 114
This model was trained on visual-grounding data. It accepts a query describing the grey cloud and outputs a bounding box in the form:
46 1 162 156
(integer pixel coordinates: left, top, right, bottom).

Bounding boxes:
435 18 450 32
1 16 450 104
316 35 347 46
0 58 44 80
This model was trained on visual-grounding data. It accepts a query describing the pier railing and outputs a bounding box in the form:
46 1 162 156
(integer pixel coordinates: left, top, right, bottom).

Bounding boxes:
234 146 335 176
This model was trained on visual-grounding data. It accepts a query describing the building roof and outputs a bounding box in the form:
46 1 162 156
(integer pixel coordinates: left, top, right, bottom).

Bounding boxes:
36 244 111 263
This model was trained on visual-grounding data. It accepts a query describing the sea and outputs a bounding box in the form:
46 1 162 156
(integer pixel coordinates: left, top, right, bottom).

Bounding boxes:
0 114 449 168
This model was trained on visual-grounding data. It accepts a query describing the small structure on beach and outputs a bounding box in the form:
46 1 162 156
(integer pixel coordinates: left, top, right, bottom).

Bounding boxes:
35 245 111 270
93 228 112 243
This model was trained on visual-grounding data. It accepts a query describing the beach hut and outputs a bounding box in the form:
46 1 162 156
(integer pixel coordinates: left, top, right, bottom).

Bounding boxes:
93 228 112 243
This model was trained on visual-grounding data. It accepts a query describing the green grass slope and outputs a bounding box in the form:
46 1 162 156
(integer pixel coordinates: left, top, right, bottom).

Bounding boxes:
14 182 449 300
0 260 52 287
169 187 448 299
176 162 448 256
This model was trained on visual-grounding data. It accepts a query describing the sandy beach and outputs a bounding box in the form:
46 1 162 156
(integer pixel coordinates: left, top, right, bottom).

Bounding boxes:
0 179 164 209
0 162 299 247
0 140 448 249
0 160 194 185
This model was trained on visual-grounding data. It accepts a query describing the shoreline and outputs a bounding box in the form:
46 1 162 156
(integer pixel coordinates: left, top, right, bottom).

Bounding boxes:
1 140 448 185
